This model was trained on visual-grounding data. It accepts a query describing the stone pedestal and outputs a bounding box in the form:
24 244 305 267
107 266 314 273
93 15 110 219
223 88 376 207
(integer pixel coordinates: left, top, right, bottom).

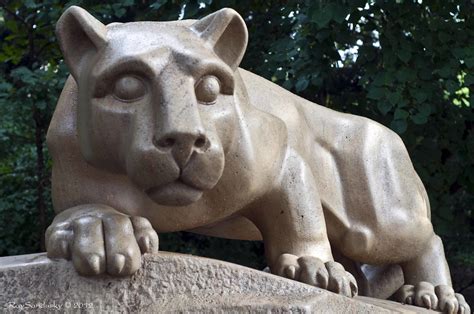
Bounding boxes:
0 252 435 313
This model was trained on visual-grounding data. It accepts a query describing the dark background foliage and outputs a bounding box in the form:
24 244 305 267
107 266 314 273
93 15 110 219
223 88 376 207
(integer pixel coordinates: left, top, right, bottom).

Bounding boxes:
0 0 472 301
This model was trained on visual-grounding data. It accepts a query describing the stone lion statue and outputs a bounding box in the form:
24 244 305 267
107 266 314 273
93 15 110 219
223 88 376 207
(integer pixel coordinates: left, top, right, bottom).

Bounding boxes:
46 6 469 313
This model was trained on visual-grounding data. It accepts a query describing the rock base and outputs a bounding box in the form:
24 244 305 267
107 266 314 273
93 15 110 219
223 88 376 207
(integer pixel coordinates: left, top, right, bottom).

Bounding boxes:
0 252 435 313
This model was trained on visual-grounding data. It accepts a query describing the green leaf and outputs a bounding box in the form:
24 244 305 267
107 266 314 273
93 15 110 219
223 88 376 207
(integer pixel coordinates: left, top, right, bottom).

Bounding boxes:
418 68 432 81
114 7 126 18
445 80 458 94
5 19 18 33
295 77 309 92
274 70 285 80
282 80 293 90
438 32 450 43
465 57 474 68
383 51 398 66
184 2 199 17
410 89 429 103
24 0 37 8
465 73 474 86
418 102 432 116
438 66 455 78
411 112 429 125
311 75 323 86
0 82 12 92
11 67 36 85
396 68 417 82
150 0 168 10
388 91 402 105
311 5 333 28
332 4 348 23
398 49 411 63
377 101 392 115
367 87 385 100
373 72 392 86
391 119 407 134
394 108 409 120
36 100 46 110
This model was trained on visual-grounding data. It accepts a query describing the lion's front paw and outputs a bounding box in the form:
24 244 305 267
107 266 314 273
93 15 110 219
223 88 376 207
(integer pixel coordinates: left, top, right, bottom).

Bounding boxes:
394 282 471 314
272 253 358 297
46 210 159 276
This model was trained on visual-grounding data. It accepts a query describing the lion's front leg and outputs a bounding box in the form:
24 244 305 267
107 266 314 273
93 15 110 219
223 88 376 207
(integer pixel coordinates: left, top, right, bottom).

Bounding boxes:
244 149 357 297
46 204 159 276
272 253 358 297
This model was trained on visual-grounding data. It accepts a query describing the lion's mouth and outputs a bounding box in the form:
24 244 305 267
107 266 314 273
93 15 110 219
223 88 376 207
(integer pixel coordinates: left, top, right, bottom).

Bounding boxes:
145 178 204 206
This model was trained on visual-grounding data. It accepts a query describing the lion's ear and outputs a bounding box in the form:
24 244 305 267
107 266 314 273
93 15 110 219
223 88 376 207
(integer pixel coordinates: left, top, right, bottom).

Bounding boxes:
56 6 107 80
191 8 248 71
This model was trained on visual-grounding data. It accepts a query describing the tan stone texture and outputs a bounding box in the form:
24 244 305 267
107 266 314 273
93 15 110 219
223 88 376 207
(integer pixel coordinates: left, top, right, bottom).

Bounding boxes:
0 252 436 313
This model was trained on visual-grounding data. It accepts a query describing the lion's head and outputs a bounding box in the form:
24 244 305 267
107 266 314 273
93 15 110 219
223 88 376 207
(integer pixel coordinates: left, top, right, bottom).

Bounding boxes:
56 6 248 206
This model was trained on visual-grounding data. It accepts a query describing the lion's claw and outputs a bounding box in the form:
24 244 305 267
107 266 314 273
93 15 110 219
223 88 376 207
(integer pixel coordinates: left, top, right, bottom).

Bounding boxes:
131 216 159 254
455 293 470 314
394 282 470 314
273 253 358 297
46 205 159 276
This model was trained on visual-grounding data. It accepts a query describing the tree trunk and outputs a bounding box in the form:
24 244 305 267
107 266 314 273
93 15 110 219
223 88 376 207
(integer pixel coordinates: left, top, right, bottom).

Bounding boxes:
33 107 46 252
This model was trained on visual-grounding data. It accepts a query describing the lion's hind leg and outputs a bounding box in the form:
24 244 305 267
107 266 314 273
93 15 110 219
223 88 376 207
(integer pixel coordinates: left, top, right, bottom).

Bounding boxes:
393 235 470 313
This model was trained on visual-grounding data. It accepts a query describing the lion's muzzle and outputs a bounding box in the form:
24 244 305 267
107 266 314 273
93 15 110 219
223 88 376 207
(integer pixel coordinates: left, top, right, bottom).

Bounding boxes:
152 130 210 169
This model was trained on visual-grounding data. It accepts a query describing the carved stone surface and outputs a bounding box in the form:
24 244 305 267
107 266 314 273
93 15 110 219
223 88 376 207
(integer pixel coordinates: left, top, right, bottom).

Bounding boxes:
0 252 436 313
43 5 470 313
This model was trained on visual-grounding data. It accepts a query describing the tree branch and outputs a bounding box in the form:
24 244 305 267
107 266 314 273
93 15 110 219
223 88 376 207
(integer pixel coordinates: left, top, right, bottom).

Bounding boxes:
0 169 33 177
0 1 29 28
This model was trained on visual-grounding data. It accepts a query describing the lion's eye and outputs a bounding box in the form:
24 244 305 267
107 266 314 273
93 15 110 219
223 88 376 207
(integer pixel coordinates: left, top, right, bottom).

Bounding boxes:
113 76 146 102
195 76 220 104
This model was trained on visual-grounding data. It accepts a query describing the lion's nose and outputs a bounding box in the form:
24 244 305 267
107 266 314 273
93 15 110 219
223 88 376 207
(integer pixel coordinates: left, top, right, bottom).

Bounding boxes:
155 133 207 149
153 132 209 168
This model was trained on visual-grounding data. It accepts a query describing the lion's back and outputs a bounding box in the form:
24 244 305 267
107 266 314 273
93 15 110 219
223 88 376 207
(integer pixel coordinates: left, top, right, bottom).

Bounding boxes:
240 68 433 262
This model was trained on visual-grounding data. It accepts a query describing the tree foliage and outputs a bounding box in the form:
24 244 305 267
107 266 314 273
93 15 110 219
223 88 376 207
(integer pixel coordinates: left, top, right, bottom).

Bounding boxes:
243 0 474 267
0 0 472 284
